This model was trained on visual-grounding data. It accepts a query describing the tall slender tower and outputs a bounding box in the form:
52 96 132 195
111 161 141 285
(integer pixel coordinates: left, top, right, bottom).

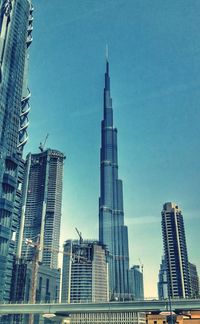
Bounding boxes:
99 58 129 299
161 202 191 298
0 0 33 301
20 149 65 269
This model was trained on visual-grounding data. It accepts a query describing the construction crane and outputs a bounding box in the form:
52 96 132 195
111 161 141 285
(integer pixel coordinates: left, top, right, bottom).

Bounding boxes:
75 227 83 244
25 236 41 324
25 235 87 324
38 133 49 152
138 258 144 273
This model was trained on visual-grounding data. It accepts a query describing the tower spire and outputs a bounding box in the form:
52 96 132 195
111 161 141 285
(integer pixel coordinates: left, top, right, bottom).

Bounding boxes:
105 44 109 75
106 44 109 61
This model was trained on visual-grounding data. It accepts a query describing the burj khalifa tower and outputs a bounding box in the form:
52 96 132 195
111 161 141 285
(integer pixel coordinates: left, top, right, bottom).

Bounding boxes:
99 58 129 300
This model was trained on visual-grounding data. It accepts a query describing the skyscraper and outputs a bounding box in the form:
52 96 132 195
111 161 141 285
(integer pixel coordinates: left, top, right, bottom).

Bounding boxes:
129 265 144 300
62 240 109 303
99 58 129 299
9 149 64 323
0 0 33 301
20 149 65 269
161 202 191 298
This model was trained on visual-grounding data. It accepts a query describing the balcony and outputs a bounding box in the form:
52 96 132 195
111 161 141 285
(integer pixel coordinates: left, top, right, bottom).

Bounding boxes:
3 173 17 189
5 155 18 169
0 198 13 213
0 255 7 267
26 35 33 47
0 225 10 240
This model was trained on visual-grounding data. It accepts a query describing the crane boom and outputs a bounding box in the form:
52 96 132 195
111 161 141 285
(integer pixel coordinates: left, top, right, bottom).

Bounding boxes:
75 227 83 244
39 133 49 152
25 234 88 324
138 258 144 273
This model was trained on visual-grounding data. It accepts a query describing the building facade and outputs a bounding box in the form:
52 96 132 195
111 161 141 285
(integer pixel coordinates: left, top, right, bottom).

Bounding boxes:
65 312 146 324
24 263 60 303
99 59 129 300
129 265 144 300
0 0 33 301
15 264 61 324
61 240 108 303
147 311 200 324
161 202 191 298
157 256 168 300
19 149 65 269
189 262 199 299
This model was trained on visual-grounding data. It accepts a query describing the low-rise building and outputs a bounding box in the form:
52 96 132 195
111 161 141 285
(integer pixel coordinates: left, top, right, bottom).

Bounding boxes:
60 312 146 324
147 311 200 324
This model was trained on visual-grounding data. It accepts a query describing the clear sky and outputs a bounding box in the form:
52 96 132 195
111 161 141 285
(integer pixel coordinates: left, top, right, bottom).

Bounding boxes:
27 0 200 297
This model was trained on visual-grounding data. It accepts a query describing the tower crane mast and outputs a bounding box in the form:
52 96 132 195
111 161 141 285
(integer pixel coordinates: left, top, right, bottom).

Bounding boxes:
25 235 88 324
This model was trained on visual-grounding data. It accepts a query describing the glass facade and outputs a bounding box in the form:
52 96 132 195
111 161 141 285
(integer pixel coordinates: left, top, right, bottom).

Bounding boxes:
99 60 129 299
0 0 33 302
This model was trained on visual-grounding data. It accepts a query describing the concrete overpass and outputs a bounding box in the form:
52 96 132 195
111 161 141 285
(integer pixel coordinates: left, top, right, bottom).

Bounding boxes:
1 299 200 316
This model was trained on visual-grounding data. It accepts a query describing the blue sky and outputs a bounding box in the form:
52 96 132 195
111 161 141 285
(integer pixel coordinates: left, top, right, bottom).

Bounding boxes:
27 0 200 296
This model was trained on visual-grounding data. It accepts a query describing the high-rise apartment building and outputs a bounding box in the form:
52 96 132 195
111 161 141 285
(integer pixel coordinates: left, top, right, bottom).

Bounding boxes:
99 59 129 300
0 0 33 301
19 149 65 269
161 202 191 298
61 240 109 303
129 265 144 300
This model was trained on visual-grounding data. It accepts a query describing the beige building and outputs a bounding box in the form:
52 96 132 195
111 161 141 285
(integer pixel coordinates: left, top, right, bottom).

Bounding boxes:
147 311 200 324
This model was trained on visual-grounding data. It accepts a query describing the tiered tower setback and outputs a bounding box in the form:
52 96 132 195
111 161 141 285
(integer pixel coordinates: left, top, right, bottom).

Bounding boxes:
99 59 129 299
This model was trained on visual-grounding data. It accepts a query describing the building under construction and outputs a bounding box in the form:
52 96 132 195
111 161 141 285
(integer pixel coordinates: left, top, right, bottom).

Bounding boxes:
10 149 65 303
61 239 109 303
19 149 65 269
8 148 65 324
